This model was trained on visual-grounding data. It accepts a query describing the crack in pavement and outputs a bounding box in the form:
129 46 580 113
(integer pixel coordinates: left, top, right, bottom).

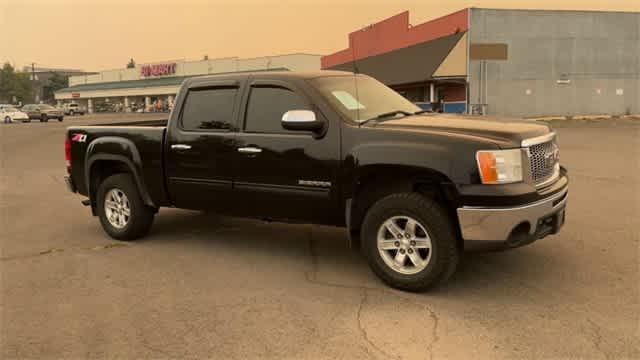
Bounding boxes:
586 318 610 360
425 303 440 360
305 227 441 360
0 242 131 261
303 226 378 291
474 257 629 359
357 289 400 360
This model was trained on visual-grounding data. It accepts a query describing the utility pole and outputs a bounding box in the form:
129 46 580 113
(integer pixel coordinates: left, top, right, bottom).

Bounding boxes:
31 62 37 102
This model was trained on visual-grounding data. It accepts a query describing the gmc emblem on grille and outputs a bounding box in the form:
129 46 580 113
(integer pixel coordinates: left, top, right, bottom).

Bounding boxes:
544 145 560 167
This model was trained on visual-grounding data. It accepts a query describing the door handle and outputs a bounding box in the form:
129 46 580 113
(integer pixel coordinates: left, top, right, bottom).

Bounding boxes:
237 147 262 154
171 144 192 150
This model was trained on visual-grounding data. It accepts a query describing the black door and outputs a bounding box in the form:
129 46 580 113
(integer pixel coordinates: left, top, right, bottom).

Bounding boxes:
232 81 341 224
165 81 242 211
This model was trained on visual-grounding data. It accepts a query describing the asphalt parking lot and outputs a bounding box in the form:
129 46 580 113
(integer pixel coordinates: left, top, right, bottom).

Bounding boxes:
1 113 638 359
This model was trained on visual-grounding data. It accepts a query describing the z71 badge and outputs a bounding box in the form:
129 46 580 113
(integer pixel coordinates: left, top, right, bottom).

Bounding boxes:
71 134 87 143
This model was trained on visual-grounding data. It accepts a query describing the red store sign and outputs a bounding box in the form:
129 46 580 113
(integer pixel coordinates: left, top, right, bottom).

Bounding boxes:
140 63 177 77
72 93 80 98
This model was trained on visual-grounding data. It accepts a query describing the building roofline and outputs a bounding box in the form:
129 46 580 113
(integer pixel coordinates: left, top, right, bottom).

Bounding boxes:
239 52 324 60
76 53 323 75
468 7 639 14
322 9 469 69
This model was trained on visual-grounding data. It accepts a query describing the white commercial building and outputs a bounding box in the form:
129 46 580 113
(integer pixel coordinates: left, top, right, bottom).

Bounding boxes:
55 54 321 113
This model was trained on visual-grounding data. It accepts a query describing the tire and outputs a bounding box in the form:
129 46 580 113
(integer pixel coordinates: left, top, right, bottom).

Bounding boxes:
41 114 48 122
96 173 154 240
4 116 10 124
361 193 459 292
58 116 64 122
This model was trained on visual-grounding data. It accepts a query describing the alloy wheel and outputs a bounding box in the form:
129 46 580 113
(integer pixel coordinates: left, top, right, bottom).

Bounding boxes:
377 216 433 275
104 188 131 229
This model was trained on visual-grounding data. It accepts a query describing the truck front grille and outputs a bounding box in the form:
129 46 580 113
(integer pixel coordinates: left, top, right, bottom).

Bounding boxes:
528 140 559 184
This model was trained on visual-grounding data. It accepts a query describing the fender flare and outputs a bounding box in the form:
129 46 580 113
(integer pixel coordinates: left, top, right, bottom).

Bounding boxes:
84 137 156 208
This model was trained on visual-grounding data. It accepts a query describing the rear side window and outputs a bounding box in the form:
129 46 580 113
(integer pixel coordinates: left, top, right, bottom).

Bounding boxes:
244 86 309 133
181 87 238 131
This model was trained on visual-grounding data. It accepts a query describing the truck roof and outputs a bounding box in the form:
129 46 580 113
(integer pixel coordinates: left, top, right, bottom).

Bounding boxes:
183 70 357 87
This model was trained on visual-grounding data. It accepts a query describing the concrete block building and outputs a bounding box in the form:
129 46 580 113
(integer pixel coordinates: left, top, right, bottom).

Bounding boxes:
55 54 321 113
322 8 639 117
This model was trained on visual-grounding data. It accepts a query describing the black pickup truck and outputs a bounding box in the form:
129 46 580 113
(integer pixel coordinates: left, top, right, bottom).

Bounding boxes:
64 71 568 291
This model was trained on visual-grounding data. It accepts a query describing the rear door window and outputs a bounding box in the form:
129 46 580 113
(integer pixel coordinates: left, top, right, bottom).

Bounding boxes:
180 87 238 131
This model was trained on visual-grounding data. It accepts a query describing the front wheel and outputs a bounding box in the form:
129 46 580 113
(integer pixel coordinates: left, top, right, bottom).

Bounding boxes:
41 114 48 122
58 116 64 122
4 116 10 124
97 174 154 240
361 193 459 292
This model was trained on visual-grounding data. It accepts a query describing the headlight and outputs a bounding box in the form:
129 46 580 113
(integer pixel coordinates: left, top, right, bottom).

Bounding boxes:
476 149 523 184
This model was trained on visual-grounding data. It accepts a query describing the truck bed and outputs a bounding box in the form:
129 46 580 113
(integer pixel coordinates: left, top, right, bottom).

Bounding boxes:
67 123 168 205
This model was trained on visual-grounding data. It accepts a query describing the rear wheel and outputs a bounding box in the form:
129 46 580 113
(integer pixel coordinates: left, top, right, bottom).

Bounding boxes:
97 174 154 240
58 116 64 122
41 114 48 122
361 192 459 292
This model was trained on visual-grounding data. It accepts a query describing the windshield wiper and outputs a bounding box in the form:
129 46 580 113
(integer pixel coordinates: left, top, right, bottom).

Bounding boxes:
359 110 412 127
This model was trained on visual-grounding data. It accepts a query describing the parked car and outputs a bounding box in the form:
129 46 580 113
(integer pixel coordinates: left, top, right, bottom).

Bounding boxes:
94 102 116 113
64 71 568 292
62 103 85 116
22 104 64 122
0 104 30 123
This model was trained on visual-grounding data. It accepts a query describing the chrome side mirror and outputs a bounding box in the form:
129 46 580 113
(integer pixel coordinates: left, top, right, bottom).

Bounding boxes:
281 110 325 132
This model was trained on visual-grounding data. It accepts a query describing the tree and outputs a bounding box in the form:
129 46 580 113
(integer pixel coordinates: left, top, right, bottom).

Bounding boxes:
0 62 34 104
127 58 136 68
42 72 69 102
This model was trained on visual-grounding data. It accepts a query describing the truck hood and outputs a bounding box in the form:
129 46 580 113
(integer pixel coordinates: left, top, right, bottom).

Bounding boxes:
373 114 551 148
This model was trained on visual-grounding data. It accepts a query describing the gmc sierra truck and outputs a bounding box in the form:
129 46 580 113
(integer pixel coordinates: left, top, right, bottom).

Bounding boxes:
64 71 568 292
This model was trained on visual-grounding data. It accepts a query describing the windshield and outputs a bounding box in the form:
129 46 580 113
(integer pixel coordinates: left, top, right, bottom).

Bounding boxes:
40 104 55 110
310 75 420 123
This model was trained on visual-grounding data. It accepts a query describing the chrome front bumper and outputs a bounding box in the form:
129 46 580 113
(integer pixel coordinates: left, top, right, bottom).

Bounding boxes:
457 186 568 242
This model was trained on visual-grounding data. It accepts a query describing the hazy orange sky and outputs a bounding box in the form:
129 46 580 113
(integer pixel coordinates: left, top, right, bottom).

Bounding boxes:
1 0 638 71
